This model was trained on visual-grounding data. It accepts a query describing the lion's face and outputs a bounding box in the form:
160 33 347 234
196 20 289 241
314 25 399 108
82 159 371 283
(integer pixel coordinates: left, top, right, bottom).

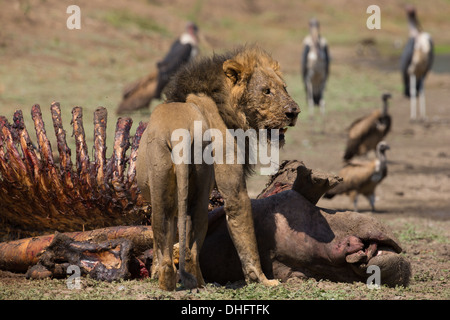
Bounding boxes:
223 48 300 145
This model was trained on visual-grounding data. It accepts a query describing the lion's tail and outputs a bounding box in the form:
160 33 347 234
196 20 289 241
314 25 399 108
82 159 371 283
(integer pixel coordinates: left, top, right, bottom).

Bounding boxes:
176 162 198 289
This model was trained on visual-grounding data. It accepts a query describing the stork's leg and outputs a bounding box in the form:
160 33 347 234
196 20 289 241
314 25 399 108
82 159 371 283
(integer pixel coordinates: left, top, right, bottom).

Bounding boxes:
306 80 314 115
319 81 326 115
419 88 426 119
410 75 417 120
353 194 359 212
368 194 376 212
319 98 325 115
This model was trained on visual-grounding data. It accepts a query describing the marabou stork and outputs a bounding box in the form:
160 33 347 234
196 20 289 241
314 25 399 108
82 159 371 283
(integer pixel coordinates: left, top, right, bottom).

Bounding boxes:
116 22 199 114
400 6 434 120
302 18 330 115
154 22 200 99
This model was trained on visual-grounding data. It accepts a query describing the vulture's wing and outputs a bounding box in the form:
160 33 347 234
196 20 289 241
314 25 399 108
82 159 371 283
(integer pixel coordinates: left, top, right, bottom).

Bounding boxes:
122 71 158 99
326 161 376 196
343 111 380 160
116 71 159 114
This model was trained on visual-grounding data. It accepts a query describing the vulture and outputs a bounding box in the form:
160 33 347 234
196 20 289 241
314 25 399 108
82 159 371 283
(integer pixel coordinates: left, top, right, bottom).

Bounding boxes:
302 18 330 115
116 22 199 114
400 6 434 120
116 71 158 115
343 93 392 161
323 141 390 212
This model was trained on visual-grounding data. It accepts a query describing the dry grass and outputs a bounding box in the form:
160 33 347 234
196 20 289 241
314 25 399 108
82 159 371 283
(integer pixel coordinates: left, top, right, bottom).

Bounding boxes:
0 0 449 302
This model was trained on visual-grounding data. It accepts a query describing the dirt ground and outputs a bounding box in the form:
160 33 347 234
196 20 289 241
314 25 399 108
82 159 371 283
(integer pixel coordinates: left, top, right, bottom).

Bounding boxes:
275 83 450 300
0 0 449 300
245 64 450 300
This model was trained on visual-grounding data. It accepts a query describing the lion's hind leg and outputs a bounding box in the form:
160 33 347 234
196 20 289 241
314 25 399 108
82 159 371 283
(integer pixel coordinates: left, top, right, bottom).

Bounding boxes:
148 143 179 291
176 162 199 290
184 163 214 288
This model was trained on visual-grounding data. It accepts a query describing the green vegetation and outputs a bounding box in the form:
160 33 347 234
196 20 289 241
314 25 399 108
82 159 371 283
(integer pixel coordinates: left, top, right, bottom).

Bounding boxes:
0 275 419 300
102 10 172 37
434 43 450 55
396 223 449 244
1 0 449 301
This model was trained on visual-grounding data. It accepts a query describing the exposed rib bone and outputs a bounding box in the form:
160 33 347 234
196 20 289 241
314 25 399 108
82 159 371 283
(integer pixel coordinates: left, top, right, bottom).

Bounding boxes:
0 103 150 239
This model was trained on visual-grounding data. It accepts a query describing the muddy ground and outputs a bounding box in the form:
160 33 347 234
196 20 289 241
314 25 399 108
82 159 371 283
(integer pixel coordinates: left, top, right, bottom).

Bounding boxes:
0 0 449 300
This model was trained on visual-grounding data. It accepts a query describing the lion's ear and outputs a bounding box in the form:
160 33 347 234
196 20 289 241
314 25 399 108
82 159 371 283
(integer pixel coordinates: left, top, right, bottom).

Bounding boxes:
223 60 244 85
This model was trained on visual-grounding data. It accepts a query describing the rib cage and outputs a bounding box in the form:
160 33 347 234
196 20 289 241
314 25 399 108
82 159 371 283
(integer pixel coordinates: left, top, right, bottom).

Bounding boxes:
0 103 150 239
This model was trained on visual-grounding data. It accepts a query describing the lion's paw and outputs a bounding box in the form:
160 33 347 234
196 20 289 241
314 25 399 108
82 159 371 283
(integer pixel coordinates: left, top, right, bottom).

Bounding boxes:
262 278 280 287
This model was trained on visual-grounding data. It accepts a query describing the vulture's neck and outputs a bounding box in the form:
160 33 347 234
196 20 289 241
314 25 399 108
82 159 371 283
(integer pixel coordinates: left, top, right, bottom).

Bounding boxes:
376 150 387 171
382 100 389 116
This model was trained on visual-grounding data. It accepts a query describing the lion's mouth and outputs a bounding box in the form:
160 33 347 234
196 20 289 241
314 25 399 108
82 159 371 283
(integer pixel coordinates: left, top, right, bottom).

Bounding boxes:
279 127 288 143
265 126 288 145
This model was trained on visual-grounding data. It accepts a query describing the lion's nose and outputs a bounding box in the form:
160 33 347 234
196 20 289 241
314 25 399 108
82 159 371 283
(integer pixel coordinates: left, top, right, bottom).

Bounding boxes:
284 103 300 124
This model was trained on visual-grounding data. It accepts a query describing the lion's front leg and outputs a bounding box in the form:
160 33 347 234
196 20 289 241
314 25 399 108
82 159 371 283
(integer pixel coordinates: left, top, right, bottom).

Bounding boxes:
215 164 279 287
225 193 279 286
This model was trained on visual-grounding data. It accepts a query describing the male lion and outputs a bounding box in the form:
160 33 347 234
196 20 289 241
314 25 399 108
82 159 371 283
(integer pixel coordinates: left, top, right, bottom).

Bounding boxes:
136 46 300 290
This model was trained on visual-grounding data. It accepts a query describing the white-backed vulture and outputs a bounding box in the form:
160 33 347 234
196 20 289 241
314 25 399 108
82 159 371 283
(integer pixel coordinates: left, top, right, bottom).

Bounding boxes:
343 93 392 161
116 22 199 114
400 6 434 120
324 141 390 212
116 71 158 115
302 18 329 115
